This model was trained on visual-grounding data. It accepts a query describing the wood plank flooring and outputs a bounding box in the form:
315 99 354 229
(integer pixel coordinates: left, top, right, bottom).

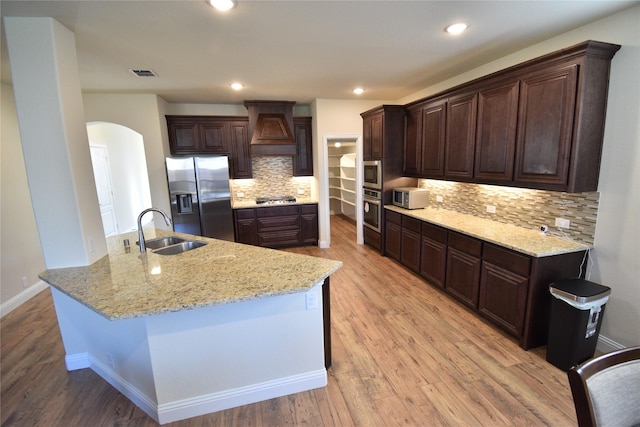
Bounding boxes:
1 215 577 426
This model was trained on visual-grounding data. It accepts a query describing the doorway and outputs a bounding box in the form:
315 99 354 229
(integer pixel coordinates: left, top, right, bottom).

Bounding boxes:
321 135 363 247
86 122 152 236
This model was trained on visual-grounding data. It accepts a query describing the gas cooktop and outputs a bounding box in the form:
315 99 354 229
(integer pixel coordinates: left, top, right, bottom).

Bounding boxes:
255 196 297 205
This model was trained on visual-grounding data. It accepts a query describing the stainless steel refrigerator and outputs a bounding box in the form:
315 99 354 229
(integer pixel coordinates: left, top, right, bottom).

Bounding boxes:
165 156 235 241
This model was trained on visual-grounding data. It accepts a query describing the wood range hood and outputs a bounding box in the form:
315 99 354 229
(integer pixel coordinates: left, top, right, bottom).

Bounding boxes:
244 100 296 155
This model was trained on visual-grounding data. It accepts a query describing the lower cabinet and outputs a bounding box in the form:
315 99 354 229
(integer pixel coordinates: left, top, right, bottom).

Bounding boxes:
234 204 318 248
384 208 587 350
445 232 482 308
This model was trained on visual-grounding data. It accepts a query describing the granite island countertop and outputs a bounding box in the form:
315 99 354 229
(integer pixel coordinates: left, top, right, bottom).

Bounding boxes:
39 228 342 321
385 205 590 257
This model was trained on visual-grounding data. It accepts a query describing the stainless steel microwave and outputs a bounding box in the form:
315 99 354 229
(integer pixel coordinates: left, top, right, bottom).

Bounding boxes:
363 160 382 189
393 187 429 210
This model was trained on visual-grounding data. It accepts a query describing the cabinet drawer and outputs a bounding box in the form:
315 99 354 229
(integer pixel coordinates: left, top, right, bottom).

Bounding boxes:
259 230 301 247
257 215 299 231
256 205 299 217
386 210 401 226
483 244 530 277
234 208 255 219
448 232 482 257
299 204 318 215
401 215 421 233
422 222 447 244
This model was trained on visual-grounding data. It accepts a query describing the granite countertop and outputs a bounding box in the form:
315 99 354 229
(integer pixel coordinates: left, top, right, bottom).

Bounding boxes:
232 198 318 209
385 205 590 257
39 228 342 321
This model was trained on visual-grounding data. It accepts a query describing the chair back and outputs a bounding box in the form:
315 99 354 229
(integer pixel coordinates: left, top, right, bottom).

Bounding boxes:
567 346 640 427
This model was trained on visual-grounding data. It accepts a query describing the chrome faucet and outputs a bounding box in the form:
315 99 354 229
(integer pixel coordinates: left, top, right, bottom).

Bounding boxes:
137 208 172 252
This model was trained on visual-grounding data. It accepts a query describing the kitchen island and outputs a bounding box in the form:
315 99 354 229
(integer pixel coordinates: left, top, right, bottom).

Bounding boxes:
39 229 342 425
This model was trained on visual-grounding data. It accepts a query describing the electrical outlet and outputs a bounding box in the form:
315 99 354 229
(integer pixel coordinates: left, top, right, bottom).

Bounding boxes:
237 192 244 198
297 189 304 195
555 218 571 229
436 195 444 203
305 291 319 310
486 205 496 214
540 225 549 233
21 276 29 288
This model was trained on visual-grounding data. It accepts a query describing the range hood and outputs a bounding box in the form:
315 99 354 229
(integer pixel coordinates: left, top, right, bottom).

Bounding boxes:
244 100 296 155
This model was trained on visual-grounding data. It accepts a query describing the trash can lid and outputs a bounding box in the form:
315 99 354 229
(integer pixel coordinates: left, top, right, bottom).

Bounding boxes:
549 278 611 303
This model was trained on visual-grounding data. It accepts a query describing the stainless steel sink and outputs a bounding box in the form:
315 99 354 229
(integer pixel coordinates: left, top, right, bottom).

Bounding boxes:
153 240 207 256
144 236 186 250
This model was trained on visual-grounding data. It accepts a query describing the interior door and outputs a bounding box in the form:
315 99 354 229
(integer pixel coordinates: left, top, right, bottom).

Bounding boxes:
90 145 118 237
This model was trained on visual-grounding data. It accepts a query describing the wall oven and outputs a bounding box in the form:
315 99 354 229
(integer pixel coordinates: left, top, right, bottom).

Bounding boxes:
363 160 382 190
363 188 381 232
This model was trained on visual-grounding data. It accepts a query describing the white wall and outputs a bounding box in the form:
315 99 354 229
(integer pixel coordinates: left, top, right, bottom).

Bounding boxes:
0 84 47 307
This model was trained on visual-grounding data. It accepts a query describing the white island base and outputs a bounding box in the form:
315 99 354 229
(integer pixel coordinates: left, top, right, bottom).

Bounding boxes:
50 282 327 424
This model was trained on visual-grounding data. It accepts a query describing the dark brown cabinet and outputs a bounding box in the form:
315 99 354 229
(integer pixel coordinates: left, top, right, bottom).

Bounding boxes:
445 232 482 308
400 215 421 273
514 63 577 189
384 210 402 262
479 244 530 337
402 40 620 192
233 204 318 248
420 222 447 288
445 92 477 181
166 115 252 179
474 80 520 182
363 112 384 161
383 207 587 349
404 98 446 178
293 117 313 176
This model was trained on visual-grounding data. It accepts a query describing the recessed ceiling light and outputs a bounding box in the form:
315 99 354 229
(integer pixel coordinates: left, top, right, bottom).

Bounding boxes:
353 87 364 95
230 82 244 90
208 0 236 11
445 22 469 35
334 142 342 148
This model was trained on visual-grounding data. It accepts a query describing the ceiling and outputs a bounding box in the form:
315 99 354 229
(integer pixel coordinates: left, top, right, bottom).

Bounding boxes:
2 0 638 105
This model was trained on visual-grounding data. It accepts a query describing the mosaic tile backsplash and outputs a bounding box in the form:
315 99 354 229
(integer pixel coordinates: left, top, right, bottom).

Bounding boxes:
418 179 598 245
230 156 312 202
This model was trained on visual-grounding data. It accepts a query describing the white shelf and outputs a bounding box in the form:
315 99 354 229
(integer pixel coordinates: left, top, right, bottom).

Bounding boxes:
328 149 357 218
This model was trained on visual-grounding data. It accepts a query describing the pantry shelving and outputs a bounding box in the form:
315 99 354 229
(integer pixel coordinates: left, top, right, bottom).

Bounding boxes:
328 144 357 221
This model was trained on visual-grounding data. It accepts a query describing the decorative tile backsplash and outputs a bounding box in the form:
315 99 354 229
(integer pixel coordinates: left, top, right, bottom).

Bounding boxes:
418 179 598 245
230 156 312 202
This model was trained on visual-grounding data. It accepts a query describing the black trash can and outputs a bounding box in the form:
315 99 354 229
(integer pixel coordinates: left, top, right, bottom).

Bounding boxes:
546 278 611 371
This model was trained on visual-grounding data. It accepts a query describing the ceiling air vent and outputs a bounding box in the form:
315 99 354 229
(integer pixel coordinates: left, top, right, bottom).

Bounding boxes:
128 69 158 77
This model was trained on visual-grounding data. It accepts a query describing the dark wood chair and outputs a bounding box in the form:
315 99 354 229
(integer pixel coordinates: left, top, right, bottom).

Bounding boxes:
567 346 640 427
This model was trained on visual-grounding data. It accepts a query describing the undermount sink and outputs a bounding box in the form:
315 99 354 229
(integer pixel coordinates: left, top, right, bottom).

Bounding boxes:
153 240 207 256
144 236 186 250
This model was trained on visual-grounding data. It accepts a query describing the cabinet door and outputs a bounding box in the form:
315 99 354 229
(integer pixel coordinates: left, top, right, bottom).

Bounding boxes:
401 228 421 273
475 80 519 182
421 99 447 178
200 120 229 153
293 117 313 176
300 204 319 244
385 221 401 261
446 247 481 309
403 106 422 176
420 236 447 288
234 209 258 245
168 119 199 153
370 113 384 160
515 64 578 188
445 92 477 180
479 261 529 337
228 120 252 179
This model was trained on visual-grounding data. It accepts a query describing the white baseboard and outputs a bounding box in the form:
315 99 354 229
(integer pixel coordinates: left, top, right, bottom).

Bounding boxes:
0 281 48 318
64 351 327 425
597 334 625 353
318 239 330 249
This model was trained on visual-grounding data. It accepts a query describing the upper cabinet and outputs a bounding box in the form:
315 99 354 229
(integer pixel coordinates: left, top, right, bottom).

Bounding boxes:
403 40 620 192
166 116 252 179
362 110 385 161
167 114 314 179
293 117 313 176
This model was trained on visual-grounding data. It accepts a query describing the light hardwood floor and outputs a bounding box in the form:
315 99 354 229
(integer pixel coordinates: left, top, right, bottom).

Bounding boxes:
1 215 577 426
